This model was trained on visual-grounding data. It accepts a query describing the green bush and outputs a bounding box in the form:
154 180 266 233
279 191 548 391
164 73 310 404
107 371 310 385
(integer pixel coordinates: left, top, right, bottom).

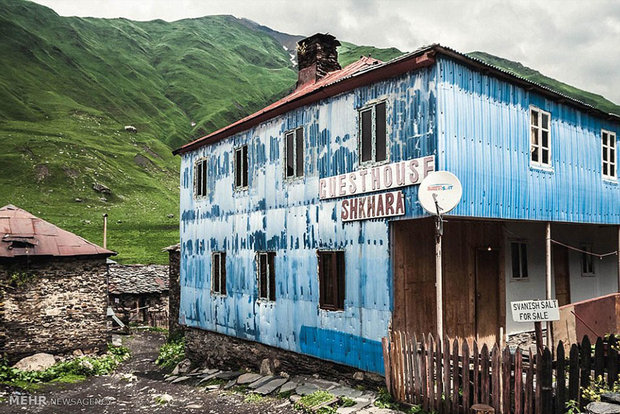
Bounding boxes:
155 337 185 368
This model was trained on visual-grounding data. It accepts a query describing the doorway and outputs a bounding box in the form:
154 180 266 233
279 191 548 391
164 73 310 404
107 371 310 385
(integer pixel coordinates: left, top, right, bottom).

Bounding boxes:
475 249 500 345
553 245 571 306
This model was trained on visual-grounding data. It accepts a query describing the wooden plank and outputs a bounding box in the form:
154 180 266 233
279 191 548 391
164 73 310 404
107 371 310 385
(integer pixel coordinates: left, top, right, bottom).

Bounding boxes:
390 331 399 401
428 334 436 412
420 335 429 412
491 344 501 412
607 334 618 387
580 336 592 410
540 348 553 414
442 336 449 414
412 333 421 405
502 346 511 414
481 344 490 405
593 336 605 380
568 344 580 404
462 341 471 414
452 338 460 414
382 337 391 395
524 350 533 414
473 340 480 405
514 348 523 414
535 352 542 414
556 341 566 414
404 332 414 403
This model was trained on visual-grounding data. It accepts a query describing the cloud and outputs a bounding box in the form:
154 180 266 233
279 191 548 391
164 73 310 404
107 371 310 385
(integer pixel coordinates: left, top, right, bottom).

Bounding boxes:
32 0 620 104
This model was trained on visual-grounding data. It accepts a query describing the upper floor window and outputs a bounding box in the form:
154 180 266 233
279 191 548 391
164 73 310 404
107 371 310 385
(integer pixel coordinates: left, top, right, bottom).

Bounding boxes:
359 101 387 164
257 252 276 301
211 252 226 295
530 107 551 167
194 158 208 198
318 250 345 311
511 242 528 279
234 145 248 189
285 127 304 179
602 130 616 180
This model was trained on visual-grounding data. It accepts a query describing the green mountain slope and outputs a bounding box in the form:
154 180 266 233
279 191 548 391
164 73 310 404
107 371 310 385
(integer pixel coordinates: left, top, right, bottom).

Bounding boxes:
468 51 620 116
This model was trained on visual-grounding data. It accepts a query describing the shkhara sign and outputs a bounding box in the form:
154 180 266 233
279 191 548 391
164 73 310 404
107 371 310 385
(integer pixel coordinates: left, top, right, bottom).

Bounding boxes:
319 155 435 200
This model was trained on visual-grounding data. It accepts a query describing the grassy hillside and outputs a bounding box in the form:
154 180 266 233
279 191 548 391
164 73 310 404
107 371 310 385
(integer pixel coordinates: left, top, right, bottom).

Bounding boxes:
468 51 620 116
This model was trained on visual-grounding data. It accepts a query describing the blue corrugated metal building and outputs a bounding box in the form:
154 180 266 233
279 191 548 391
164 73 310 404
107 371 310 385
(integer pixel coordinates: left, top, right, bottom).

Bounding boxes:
174 34 620 374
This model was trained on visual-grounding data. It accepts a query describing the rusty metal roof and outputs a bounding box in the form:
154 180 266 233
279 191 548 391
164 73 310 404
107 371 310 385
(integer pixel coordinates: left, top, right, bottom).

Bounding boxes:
0 205 116 258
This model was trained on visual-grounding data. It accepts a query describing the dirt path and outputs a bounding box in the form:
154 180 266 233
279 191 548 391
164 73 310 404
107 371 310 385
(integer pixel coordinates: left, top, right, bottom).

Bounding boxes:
0 332 297 414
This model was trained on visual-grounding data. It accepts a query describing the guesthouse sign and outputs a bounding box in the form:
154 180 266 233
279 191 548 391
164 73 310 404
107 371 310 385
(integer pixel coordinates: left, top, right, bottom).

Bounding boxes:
319 155 435 222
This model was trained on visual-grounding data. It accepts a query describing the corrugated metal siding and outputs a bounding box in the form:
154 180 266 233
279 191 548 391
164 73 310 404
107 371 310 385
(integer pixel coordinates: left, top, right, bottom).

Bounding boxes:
437 57 620 224
179 66 438 373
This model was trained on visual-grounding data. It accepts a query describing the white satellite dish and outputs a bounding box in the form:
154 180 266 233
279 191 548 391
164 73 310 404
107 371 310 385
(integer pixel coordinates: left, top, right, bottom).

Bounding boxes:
418 171 462 215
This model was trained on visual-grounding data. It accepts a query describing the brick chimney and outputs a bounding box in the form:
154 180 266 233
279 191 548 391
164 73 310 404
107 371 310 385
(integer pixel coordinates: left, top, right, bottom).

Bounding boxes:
296 33 341 90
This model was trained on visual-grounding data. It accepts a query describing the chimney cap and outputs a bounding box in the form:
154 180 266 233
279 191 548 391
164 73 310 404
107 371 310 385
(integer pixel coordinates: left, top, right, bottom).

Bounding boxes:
297 33 341 48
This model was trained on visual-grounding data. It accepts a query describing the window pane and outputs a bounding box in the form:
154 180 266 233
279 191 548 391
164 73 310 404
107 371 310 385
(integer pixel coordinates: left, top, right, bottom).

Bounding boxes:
603 164 608 176
542 113 549 129
531 110 538 126
196 162 202 196
611 164 615 177
602 132 608 146
375 102 387 162
268 252 276 301
295 128 304 177
235 149 242 187
259 254 267 299
520 244 528 278
336 252 345 308
610 148 615 163
542 149 549 164
242 146 248 187
221 253 226 294
541 131 548 148
213 254 220 293
361 109 372 162
286 132 294 177
511 243 521 278
603 149 608 162
201 160 207 196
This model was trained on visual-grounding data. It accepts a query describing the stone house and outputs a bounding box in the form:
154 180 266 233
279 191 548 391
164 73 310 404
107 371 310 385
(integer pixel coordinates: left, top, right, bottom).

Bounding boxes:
0 205 115 362
108 263 169 328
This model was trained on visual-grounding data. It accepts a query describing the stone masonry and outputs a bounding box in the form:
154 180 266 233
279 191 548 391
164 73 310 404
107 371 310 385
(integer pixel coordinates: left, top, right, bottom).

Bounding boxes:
0 256 109 363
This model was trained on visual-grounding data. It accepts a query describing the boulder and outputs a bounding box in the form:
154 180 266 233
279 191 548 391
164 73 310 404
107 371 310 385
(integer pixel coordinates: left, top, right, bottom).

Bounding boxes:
260 358 275 376
586 402 620 414
92 183 111 194
13 353 56 371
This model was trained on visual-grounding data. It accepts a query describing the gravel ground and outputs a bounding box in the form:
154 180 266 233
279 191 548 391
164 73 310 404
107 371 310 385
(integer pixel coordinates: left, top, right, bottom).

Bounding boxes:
0 332 297 414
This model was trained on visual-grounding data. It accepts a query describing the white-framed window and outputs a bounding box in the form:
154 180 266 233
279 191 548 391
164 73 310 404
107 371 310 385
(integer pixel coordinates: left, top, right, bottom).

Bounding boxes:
530 107 551 167
234 145 248 189
510 241 528 279
581 245 595 277
256 252 276 301
211 252 226 295
602 129 616 180
194 157 208 198
359 100 387 165
285 127 304 179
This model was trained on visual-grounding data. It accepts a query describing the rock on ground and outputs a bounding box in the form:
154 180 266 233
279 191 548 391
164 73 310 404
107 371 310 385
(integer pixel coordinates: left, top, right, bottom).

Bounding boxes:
13 353 56 371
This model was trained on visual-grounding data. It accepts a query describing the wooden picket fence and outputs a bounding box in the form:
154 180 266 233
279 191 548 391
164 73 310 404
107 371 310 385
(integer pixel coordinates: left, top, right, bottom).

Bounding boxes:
382 331 619 414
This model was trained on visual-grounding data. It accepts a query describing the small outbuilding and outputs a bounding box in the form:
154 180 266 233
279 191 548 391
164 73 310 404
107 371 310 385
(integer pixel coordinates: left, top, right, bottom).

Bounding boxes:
0 205 115 362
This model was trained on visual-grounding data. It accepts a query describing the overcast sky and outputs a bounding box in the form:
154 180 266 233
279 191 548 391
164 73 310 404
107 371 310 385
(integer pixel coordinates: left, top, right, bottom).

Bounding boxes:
33 0 620 104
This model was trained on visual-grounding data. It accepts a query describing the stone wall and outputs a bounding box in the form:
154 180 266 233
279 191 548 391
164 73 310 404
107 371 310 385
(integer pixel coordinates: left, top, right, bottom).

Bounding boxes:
0 256 109 362
185 327 384 387
167 245 183 339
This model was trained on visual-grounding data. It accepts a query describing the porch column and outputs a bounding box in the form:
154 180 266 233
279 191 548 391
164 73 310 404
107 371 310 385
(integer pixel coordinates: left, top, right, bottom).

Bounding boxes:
545 222 552 348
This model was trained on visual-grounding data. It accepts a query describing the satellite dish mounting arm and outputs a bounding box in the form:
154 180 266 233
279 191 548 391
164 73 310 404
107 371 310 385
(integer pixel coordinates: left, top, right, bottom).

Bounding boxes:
433 193 443 239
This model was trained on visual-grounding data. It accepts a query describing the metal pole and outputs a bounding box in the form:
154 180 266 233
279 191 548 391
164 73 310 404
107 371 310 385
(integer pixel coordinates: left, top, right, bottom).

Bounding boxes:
436 216 443 340
545 222 552 348
103 213 108 249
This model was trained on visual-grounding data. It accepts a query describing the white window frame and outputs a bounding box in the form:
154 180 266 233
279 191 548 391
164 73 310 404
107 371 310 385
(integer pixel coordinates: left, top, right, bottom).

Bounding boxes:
602 129 617 180
358 99 388 166
193 157 208 199
580 244 596 277
234 145 249 190
284 127 304 180
510 241 529 280
529 107 551 169
211 251 226 295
